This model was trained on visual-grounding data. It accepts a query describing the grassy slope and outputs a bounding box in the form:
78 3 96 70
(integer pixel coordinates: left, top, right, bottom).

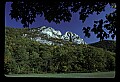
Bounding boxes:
5 71 115 78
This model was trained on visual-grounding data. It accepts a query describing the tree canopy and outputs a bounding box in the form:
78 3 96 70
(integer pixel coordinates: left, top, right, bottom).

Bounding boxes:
8 1 116 41
4 27 115 74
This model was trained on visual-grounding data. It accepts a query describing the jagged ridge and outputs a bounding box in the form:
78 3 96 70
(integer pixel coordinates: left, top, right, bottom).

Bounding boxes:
23 26 87 45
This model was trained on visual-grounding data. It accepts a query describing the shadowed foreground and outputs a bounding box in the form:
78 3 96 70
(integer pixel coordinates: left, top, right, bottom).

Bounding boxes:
5 71 115 78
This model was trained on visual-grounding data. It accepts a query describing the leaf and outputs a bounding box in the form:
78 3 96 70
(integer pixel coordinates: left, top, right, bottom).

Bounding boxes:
94 21 99 24
82 27 86 31
87 27 90 30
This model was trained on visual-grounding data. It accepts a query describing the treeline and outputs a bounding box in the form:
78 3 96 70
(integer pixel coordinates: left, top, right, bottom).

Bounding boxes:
4 27 115 74
89 40 116 53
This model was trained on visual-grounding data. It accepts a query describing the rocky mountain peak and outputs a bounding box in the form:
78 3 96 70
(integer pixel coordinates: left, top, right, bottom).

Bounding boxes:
24 26 87 45
62 31 86 44
39 26 62 39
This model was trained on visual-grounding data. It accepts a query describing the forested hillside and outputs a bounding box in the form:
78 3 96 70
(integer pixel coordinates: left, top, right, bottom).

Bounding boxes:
89 40 116 53
4 27 115 74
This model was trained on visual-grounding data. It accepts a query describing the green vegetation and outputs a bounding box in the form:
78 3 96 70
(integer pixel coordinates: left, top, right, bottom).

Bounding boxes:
4 27 115 74
89 40 116 53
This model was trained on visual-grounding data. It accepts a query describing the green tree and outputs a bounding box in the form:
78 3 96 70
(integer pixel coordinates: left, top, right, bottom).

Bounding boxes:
89 40 116 53
29 51 42 73
5 25 116 74
104 51 115 71
82 46 106 72
4 48 18 74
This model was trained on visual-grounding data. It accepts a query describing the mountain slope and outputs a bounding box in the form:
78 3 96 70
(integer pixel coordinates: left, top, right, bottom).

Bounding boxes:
22 26 87 45
5 27 115 74
89 40 116 53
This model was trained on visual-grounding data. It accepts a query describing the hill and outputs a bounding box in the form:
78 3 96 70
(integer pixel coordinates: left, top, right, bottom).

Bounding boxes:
89 40 116 53
5 27 115 74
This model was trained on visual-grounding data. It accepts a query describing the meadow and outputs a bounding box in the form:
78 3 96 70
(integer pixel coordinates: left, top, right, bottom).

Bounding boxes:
5 71 115 78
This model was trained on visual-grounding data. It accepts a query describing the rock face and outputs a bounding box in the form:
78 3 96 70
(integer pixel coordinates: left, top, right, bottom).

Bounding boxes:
39 26 62 39
33 37 54 45
61 31 86 44
23 26 87 45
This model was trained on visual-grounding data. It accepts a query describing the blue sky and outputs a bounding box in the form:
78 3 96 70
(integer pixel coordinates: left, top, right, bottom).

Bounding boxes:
5 2 116 44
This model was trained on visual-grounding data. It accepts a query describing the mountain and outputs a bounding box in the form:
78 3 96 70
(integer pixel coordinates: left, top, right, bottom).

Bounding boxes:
40 26 62 39
61 31 86 44
23 26 86 45
5 27 115 74
89 40 116 53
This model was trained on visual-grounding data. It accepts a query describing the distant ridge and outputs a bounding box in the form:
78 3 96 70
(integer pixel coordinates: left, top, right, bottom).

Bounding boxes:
89 40 116 53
